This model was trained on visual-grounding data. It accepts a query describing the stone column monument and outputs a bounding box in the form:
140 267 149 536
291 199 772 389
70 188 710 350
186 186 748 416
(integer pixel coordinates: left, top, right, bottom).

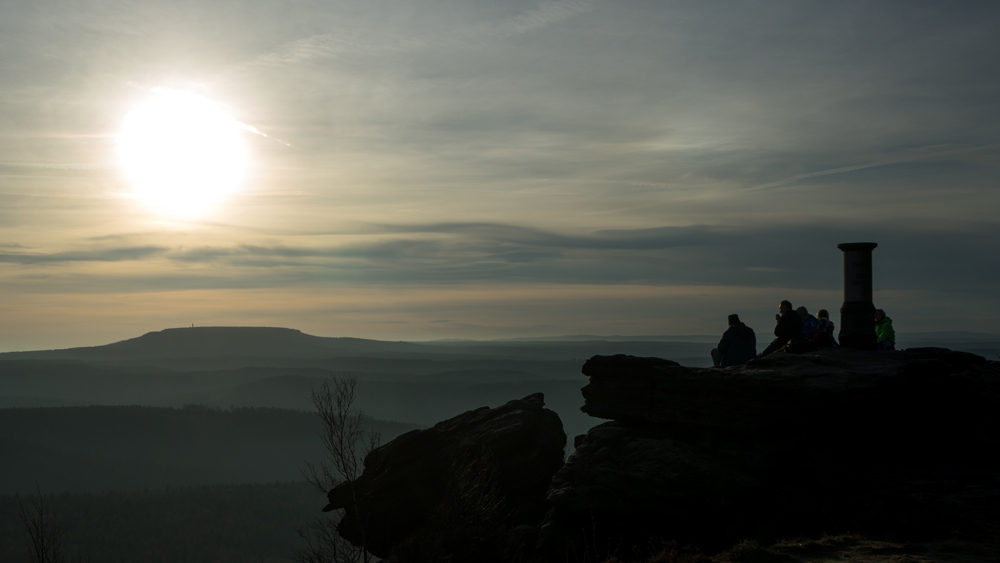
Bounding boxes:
837 242 878 350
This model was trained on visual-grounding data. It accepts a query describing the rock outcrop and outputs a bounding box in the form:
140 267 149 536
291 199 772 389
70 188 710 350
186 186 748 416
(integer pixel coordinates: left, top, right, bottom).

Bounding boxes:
542 348 1000 553
320 348 1000 560
324 393 566 558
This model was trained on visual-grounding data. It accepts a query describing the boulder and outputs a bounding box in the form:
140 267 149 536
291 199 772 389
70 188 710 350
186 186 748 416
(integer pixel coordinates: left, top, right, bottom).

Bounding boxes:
325 393 566 558
542 348 1000 553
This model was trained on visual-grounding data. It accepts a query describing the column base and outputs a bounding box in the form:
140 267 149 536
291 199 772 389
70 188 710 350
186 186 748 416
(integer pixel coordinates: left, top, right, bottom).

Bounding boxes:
839 301 877 350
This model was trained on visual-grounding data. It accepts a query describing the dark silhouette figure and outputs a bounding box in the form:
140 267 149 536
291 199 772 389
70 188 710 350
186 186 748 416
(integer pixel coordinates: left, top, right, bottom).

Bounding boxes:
789 306 821 353
760 300 803 357
815 309 838 348
797 307 819 340
875 308 895 350
711 314 757 366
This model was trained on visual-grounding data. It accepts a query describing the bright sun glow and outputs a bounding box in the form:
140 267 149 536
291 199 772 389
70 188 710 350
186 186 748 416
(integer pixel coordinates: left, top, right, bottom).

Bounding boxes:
119 88 247 216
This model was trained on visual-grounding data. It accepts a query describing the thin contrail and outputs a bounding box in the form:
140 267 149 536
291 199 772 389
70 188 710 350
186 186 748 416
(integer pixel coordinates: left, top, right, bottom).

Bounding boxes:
749 159 910 191
747 144 1000 191
233 121 292 147
126 83 292 147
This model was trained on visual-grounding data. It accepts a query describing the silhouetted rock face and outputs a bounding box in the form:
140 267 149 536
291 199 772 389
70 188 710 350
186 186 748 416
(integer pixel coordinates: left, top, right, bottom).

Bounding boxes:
325 393 566 558
543 348 1000 553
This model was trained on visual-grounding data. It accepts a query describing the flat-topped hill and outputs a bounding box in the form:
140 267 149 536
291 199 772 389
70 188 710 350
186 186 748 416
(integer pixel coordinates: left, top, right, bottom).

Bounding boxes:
0 327 432 361
0 327 723 365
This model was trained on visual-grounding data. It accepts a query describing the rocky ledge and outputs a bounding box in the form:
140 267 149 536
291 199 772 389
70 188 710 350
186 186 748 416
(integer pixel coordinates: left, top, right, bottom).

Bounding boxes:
324 347 1000 561
542 347 1000 554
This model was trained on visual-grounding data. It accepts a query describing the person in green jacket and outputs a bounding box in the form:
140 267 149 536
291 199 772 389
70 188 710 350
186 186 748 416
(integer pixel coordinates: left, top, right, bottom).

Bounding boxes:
875 309 895 350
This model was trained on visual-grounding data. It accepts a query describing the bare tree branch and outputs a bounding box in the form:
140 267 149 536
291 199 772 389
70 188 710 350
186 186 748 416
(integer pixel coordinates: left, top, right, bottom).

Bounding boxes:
16 484 66 563
296 375 381 563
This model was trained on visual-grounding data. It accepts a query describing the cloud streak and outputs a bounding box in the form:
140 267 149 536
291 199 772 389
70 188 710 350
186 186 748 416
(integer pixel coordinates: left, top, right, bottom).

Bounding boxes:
0 163 110 170
459 0 599 41
0 246 167 264
6 221 993 294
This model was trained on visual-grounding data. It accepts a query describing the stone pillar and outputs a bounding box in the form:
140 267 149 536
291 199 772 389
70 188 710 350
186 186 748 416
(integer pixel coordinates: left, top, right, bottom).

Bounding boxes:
837 242 878 350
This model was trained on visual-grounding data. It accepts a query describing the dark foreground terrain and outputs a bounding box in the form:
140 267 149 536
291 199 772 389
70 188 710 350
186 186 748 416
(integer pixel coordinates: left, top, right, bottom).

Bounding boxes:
612 535 1000 563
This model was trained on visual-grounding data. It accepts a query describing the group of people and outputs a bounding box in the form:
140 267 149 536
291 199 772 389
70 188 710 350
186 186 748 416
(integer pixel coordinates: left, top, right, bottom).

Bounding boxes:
710 301 896 367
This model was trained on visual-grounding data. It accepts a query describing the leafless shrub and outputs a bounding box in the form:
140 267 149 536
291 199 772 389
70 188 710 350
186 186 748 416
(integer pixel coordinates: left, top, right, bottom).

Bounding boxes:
17 485 65 563
295 375 381 563
294 517 362 563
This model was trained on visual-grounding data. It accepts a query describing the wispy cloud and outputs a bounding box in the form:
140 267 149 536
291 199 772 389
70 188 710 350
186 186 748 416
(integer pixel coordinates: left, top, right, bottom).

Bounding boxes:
222 0 600 78
375 222 721 250
227 32 415 74
169 240 442 264
0 162 111 170
458 0 599 41
4 222 998 296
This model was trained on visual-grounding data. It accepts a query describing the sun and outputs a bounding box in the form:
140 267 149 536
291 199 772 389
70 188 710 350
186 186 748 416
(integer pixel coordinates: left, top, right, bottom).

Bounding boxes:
119 88 248 216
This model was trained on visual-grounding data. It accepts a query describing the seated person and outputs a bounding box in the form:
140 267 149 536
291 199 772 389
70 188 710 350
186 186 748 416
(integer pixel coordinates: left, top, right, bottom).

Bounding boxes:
789 306 821 353
759 300 803 357
875 308 895 350
711 314 757 366
815 309 838 348
797 306 821 340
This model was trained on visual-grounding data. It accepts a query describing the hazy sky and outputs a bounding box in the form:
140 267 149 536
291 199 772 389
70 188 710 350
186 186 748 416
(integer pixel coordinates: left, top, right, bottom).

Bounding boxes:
2 0 999 350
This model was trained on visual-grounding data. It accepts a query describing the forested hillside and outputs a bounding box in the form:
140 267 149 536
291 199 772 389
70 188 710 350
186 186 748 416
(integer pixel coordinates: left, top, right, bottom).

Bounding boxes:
0 405 419 495
0 481 321 563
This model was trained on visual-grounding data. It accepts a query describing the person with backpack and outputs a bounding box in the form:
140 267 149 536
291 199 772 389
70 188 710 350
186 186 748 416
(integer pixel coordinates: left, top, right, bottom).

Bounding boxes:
797 307 821 341
711 314 757 366
815 309 838 348
787 306 821 353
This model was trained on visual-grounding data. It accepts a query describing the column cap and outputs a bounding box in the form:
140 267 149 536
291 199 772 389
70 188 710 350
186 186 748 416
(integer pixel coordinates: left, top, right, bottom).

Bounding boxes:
837 242 878 252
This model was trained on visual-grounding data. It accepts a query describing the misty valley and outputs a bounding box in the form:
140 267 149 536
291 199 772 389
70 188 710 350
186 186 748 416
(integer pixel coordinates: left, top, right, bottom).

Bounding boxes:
0 327 717 562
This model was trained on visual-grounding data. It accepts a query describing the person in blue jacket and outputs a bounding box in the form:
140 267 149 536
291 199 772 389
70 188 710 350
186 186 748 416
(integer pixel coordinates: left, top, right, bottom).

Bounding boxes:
786 306 822 353
797 307 821 341
711 314 757 366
